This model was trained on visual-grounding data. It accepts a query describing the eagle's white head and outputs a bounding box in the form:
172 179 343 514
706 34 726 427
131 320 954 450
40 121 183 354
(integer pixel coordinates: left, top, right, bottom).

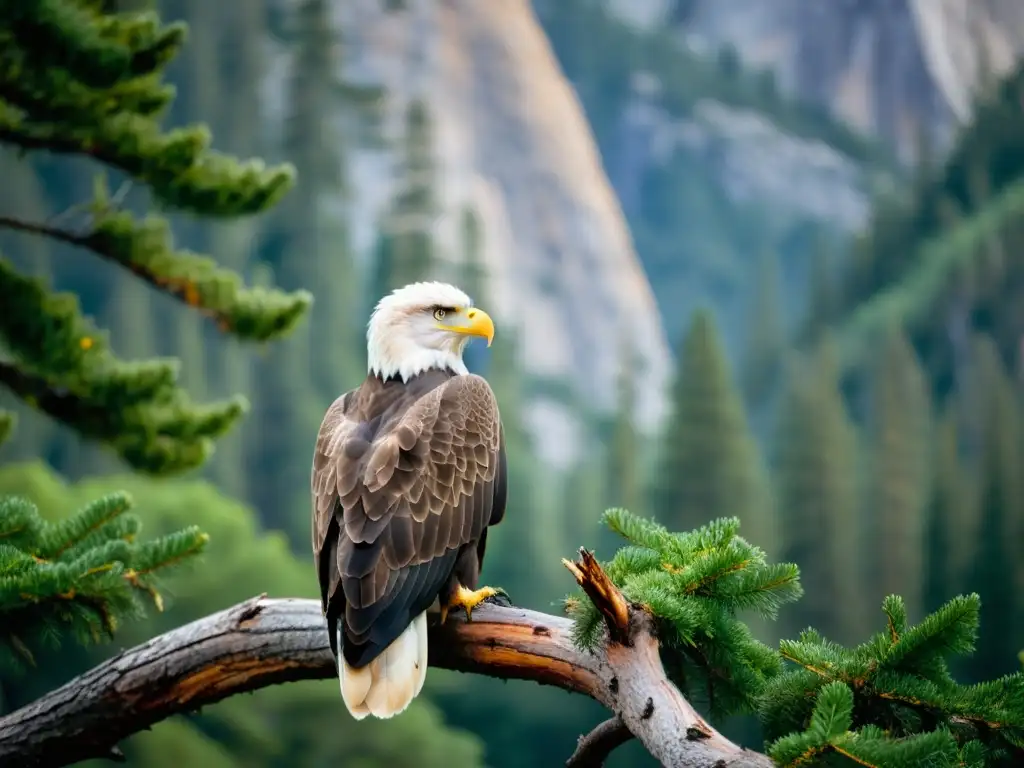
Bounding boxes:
366 281 495 382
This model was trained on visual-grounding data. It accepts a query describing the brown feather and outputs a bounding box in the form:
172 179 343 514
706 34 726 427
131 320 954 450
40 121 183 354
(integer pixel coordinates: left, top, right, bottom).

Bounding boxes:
311 369 507 669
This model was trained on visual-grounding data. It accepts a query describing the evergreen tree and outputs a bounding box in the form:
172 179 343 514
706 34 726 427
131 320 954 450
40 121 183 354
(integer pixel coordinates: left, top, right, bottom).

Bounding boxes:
0 0 307 663
742 246 785 408
460 205 489 373
367 98 440 320
0 147 59 465
964 335 1024 682
604 335 643 519
772 341 863 644
569 509 1021 766
184 1 273 501
276 0 361 373
246 0 362 541
805 230 838 341
924 408 976 613
458 206 486 297
863 326 932 620
651 308 776 554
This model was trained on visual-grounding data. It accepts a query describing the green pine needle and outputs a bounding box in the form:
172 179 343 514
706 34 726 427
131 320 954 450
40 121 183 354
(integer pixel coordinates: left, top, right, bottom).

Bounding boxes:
567 509 1024 764
566 509 802 717
763 593 1024 764
0 491 208 669
0 0 311 477
0 260 257 475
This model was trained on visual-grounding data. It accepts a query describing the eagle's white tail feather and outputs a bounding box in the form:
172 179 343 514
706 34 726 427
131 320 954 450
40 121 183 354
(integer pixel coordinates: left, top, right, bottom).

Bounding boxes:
338 611 429 720
414 608 429 697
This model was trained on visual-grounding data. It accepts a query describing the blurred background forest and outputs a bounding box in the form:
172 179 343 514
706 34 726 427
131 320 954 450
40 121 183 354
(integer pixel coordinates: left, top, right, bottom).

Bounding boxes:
2 0 1024 766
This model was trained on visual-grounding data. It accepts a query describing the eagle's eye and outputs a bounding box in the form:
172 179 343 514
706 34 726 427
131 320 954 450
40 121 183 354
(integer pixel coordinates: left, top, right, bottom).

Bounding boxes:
433 308 446 321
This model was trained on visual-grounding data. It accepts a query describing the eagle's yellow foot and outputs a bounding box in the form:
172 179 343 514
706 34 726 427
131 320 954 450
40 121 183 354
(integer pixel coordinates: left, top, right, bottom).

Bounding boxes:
440 585 507 623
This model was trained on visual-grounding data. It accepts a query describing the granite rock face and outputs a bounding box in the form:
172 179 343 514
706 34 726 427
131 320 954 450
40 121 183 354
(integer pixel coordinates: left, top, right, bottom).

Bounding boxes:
609 0 1024 160
265 0 673 468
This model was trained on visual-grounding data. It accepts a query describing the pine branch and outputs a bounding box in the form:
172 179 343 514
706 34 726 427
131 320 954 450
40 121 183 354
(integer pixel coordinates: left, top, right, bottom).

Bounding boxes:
0 590 774 767
761 594 1024 765
0 259 262 475
0 6 296 219
0 359 243 476
0 492 207 667
0 1 182 90
0 211 312 342
566 510 802 719
0 0 311 476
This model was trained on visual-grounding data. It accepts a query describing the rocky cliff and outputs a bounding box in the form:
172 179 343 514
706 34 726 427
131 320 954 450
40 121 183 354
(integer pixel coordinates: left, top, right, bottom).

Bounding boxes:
265 0 672 468
608 0 1024 161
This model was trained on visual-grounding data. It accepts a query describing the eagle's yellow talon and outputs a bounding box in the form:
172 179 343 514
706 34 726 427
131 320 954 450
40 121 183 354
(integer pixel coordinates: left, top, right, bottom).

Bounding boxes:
447 585 503 622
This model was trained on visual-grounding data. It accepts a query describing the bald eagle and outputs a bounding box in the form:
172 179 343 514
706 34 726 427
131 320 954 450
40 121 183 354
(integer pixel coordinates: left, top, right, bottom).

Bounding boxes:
311 281 508 720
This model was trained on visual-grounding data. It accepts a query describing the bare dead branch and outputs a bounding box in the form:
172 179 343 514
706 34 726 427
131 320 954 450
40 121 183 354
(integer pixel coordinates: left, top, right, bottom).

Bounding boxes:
565 716 633 767
562 547 631 645
0 554 774 768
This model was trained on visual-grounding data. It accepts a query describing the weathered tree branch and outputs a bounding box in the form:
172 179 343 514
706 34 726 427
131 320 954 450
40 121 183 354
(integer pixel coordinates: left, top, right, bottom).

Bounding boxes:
0 550 774 768
566 716 633 767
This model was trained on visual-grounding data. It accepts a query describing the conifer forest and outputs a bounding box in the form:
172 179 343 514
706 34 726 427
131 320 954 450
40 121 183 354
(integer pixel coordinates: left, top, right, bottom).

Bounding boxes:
2 1 1024 767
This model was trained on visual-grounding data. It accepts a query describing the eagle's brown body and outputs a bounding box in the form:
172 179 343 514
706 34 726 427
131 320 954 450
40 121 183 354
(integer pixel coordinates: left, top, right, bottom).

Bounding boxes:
311 366 507 718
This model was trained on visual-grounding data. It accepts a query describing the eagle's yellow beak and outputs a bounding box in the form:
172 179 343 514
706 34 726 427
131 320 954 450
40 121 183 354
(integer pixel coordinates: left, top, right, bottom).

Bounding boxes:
448 307 495 347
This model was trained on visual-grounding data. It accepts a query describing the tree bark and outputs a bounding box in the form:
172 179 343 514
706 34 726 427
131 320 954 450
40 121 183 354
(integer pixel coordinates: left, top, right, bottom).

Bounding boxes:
565 716 633 766
0 552 774 768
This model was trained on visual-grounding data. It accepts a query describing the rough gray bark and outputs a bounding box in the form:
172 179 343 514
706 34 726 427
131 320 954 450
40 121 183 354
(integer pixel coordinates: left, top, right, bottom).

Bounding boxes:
565 716 633 766
0 552 774 768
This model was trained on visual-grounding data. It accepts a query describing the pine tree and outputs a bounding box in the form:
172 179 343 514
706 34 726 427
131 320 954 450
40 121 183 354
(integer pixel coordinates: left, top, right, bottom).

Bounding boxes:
805 230 838 342
0 146 61 464
742 246 785 408
605 335 643 519
0 0 308 662
0 0 309 476
367 98 440 319
924 409 976 613
568 511 803 718
459 206 486 290
459 205 489 374
245 0 363 542
863 326 932 621
191 1 273 500
772 340 863 644
964 335 1024 682
651 308 776 555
